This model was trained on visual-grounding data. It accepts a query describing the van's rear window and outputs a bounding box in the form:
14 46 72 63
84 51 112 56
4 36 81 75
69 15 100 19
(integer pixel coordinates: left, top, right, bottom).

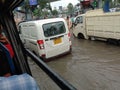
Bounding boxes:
43 21 66 37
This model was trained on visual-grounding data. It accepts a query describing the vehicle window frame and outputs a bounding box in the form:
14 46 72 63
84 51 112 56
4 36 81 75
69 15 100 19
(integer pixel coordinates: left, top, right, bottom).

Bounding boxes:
76 16 83 24
42 21 66 37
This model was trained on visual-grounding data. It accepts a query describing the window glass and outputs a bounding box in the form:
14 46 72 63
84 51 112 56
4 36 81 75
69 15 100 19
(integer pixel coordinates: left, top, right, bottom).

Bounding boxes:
43 21 66 37
76 16 83 23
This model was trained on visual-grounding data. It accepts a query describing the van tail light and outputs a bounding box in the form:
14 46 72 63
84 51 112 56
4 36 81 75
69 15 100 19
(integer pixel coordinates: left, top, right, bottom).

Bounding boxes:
41 54 46 58
37 40 45 49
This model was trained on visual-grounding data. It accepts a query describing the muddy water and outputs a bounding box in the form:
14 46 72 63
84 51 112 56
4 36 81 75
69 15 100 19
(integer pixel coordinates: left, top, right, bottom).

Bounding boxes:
29 35 120 90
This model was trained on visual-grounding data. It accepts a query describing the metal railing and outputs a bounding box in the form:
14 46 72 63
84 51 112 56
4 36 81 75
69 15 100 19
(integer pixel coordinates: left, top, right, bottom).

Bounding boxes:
26 49 77 90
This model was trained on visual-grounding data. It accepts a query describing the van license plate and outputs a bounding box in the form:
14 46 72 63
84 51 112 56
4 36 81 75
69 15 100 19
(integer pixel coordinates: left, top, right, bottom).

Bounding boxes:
54 38 62 44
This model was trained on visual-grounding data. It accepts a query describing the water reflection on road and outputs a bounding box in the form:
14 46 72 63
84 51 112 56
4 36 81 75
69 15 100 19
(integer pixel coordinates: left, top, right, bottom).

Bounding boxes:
29 35 120 90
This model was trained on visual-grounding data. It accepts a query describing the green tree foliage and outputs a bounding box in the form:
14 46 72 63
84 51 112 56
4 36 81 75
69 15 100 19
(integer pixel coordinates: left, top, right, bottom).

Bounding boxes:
23 0 53 17
52 9 58 16
93 0 98 8
33 7 41 17
67 3 74 15
37 0 48 9
34 0 53 17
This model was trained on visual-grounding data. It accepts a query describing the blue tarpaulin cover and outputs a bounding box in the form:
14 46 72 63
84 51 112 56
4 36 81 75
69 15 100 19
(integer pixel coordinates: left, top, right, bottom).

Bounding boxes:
29 0 37 5
103 0 110 12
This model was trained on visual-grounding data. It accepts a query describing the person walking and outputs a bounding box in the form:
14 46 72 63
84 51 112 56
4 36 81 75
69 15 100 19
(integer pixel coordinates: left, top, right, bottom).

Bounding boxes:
65 16 72 31
70 14 75 30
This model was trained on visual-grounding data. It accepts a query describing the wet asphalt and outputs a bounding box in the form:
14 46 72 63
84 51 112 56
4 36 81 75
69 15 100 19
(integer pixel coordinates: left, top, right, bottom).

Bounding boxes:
29 32 120 90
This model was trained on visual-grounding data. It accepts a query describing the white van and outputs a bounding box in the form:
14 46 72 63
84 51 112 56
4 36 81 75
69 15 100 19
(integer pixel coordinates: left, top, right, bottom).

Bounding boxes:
19 18 72 60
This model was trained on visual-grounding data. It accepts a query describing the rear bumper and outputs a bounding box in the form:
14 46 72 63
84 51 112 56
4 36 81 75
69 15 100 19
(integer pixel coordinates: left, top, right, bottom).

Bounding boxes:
43 47 72 61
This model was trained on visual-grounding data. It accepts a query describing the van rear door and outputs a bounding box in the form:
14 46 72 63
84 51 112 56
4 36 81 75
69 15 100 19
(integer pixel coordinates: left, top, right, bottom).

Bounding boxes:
42 21 70 58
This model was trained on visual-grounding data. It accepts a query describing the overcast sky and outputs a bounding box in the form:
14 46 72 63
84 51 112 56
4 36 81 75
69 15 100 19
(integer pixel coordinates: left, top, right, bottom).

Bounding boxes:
50 0 79 9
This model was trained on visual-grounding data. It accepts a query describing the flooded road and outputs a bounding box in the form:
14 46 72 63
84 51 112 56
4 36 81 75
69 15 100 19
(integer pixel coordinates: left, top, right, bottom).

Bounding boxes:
29 35 120 90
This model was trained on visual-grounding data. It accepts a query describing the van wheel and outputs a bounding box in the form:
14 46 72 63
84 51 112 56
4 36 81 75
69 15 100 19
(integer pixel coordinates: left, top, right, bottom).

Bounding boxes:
77 33 84 39
118 40 120 46
69 47 72 53
107 39 118 45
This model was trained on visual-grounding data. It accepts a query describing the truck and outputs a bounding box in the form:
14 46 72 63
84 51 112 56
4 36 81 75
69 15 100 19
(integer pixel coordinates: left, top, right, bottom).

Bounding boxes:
73 9 120 44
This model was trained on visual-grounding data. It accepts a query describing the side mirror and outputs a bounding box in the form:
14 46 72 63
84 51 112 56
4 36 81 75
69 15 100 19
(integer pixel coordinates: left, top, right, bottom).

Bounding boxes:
74 20 78 25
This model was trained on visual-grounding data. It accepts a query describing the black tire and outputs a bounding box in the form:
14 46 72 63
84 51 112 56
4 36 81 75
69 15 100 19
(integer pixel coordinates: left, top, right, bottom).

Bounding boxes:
118 40 120 46
77 33 84 39
32 51 37 56
107 39 118 45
